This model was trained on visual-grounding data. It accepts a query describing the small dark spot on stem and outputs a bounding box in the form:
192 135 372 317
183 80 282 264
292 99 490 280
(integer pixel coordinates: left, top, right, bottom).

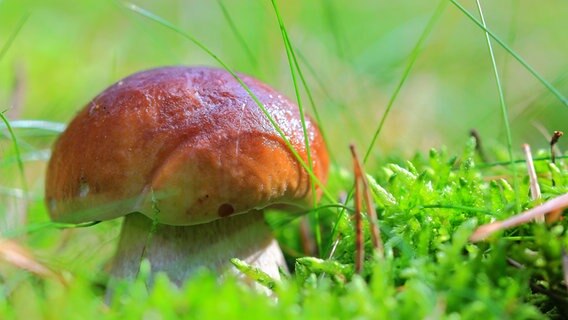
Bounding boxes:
218 203 235 217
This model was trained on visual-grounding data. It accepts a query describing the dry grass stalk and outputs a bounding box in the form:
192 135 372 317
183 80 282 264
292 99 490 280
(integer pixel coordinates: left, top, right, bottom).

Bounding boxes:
522 144 543 223
0 237 66 285
351 145 364 274
470 193 568 242
350 144 384 272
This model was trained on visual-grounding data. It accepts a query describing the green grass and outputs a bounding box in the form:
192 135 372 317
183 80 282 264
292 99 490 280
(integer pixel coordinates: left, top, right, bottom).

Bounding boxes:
269 0 325 254
0 111 27 194
1 0 568 318
4 140 568 318
475 0 519 213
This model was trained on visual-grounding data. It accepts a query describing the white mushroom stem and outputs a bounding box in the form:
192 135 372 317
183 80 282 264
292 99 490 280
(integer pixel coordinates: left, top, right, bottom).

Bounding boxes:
109 210 287 287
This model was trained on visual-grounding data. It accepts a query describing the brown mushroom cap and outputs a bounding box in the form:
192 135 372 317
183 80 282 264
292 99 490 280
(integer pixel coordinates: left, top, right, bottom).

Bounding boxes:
45 66 329 226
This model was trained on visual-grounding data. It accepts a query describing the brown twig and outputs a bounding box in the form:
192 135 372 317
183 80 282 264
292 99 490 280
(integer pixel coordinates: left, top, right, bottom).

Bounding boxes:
470 193 568 242
550 131 564 164
470 129 489 163
299 216 317 256
522 144 543 223
350 145 384 259
352 146 364 274
545 131 564 221
550 131 563 186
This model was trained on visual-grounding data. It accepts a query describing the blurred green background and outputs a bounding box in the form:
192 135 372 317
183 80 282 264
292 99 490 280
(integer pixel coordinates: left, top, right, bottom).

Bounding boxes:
0 0 567 267
2 0 567 160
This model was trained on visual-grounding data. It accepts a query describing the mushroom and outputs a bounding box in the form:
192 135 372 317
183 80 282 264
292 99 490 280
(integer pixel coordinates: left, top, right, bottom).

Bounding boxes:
45 66 329 288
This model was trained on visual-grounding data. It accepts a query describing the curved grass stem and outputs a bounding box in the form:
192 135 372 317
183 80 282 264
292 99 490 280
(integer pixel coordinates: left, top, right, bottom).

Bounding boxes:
475 0 520 213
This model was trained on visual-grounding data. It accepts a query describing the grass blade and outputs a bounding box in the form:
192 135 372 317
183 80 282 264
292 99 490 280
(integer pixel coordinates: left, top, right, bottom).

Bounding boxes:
475 0 519 212
0 150 51 168
296 51 363 148
0 111 28 193
325 0 447 257
3 220 100 238
231 258 277 290
0 14 29 62
121 2 333 202
352 146 383 257
327 0 448 258
470 193 568 242
0 120 66 134
363 0 448 163
216 0 258 69
0 14 32 200
450 0 568 107
522 144 542 218
293 50 337 166
321 0 349 59
270 0 322 254
352 146 364 274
